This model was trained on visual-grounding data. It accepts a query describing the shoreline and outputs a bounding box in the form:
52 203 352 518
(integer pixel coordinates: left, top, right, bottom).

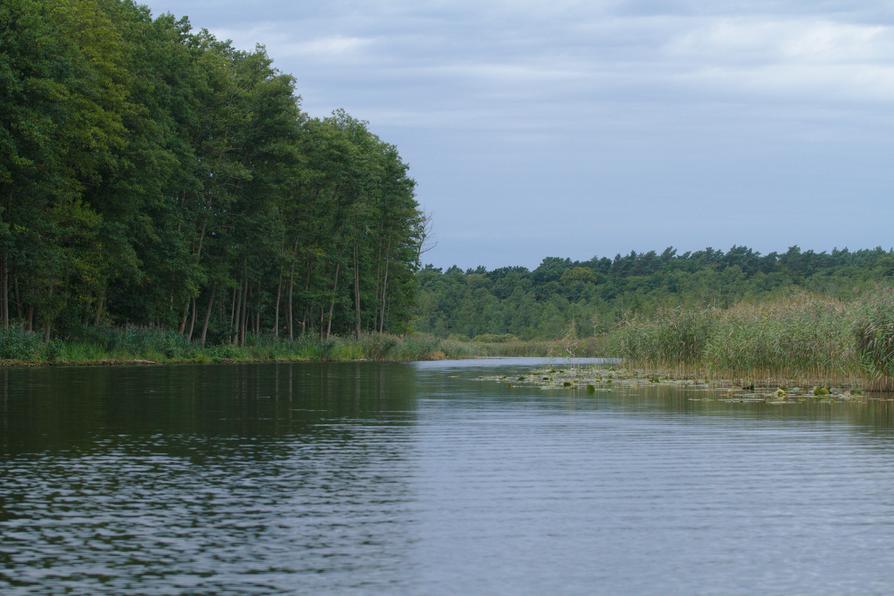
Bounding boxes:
1 352 890 395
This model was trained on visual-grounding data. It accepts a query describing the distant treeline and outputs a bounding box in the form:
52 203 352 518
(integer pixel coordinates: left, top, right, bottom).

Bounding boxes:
0 0 422 343
416 246 894 339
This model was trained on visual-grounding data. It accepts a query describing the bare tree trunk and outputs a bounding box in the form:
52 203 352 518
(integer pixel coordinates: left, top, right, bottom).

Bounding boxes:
353 242 361 338
200 287 215 348
195 220 207 260
379 252 390 334
288 262 295 341
1 250 8 329
229 285 237 333
239 263 248 346
178 299 190 335
254 281 261 336
232 282 242 344
301 257 313 335
373 244 382 332
326 262 340 339
187 296 198 341
26 305 33 332
94 293 105 327
13 273 21 320
273 275 282 336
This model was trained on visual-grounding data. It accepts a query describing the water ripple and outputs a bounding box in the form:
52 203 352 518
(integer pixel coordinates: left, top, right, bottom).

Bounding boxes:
2 361 894 594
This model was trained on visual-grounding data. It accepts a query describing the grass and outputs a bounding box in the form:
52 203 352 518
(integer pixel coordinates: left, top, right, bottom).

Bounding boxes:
0 327 555 366
605 290 894 389
0 323 611 367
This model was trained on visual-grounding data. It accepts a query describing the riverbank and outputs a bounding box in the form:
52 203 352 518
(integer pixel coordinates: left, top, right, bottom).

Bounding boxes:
0 327 606 367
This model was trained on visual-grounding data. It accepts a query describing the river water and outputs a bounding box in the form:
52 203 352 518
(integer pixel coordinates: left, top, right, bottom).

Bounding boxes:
2 358 894 594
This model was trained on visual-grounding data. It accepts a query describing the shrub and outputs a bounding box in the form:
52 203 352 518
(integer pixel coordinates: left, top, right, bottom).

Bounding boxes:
0 327 44 360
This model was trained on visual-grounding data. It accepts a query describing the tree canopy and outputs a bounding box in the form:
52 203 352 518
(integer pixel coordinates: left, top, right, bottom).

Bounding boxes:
415 246 894 339
0 0 423 342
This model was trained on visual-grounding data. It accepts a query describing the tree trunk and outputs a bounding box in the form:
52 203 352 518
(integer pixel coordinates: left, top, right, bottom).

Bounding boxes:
373 245 382 332
353 242 361 338
301 257 313 335
379 252 390 334
200 287 216 348
273 275 282 336
94 293 104 327
288 262 295 341
13 273 21 320
326 262 340 339
254 281 261 336
195 219 207 260
239 263 248 346
178 298 190 335
1 250 8 329
187 296 198 341
232 282 242 344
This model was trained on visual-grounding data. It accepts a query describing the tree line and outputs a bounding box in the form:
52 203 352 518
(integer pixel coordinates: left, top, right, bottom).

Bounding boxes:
415 246 894 339
0 0 423 343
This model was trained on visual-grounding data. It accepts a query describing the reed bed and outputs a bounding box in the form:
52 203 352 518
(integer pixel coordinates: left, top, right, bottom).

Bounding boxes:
606 291 894 388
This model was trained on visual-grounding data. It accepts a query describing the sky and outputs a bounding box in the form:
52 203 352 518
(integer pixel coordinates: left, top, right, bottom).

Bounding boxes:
144 0 894 269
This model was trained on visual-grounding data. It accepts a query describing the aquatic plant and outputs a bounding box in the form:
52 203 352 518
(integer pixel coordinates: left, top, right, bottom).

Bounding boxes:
606 292 879 385
854 292 894 388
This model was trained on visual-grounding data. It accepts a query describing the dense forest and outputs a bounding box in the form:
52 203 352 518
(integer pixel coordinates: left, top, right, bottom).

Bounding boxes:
416 246 894 339
0 0 423 344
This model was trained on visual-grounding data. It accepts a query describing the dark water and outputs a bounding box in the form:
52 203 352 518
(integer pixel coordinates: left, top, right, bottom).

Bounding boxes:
3 359 894 594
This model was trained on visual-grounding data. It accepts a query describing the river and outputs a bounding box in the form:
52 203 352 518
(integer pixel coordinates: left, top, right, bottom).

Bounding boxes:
2 358 894 594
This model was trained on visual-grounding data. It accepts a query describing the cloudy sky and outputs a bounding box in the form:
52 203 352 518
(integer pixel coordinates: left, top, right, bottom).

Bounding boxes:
145 0 894 268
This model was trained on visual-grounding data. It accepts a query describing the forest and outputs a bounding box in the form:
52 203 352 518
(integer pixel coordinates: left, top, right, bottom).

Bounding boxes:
0 0 423 347
415 246 894 339
2 1 893 373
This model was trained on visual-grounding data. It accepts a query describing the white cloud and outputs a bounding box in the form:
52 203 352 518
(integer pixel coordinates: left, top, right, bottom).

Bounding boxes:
667 19 894 64
279 35 375 59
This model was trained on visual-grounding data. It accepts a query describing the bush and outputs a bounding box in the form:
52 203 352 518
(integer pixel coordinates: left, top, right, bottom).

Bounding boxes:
0 327 44 360
359 333 400 360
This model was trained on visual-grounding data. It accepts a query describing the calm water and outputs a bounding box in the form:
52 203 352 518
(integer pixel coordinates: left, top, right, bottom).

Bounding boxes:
3 358 894 594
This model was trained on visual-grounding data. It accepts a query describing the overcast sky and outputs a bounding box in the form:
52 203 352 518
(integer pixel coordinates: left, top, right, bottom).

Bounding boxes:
144 0 894 269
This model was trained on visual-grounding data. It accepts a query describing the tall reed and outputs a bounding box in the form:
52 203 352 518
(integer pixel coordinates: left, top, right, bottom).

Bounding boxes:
607 291 894 387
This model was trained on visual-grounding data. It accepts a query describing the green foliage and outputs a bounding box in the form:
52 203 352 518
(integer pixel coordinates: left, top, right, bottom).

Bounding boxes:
0 328 43 360
0 0 422 346
416 246 894 341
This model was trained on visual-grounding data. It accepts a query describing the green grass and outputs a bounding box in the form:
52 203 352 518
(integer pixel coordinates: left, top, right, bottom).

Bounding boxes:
0 328 519 366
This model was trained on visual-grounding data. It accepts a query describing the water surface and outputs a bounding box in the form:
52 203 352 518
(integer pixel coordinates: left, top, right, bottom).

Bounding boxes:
3 358 894 594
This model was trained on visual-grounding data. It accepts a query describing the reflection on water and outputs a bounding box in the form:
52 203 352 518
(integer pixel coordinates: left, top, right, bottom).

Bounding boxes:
2 360 894 594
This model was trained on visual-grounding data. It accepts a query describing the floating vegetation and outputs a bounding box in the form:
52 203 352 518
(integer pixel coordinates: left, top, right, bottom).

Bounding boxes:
479 364 871 404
